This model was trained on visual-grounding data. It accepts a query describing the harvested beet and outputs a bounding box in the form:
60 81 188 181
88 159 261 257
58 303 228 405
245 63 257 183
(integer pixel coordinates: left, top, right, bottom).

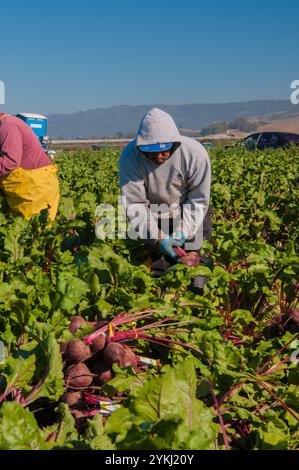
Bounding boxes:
121 349 138 368
180 252 200 267
65 363 93 388
66 340 91 363
103 342 138 369
91 334 106 353
96 369 113 385
92 361 113 385
103 342 126 366
69 316 85 334
62 391 82 407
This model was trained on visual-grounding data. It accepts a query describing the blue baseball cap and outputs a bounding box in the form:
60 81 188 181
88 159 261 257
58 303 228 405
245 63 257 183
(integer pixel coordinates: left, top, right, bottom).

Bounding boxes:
138 142 173 153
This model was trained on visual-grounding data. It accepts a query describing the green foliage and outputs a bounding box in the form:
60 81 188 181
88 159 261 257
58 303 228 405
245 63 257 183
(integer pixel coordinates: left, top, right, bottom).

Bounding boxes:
0 146 298 450
0 323 64 405
105 359 218 449
0 402 48 450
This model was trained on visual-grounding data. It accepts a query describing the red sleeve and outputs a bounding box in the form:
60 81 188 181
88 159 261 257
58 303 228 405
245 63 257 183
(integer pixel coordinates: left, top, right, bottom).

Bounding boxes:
0 122 23 176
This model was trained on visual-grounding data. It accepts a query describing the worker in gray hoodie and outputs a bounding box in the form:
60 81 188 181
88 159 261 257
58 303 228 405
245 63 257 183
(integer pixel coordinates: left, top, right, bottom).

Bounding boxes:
119 108 211 294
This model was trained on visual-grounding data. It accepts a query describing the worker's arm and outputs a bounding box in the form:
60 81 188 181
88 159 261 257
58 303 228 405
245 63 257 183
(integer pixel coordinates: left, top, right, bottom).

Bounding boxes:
119 151 162 243
0 122 23 176
179 147 211 243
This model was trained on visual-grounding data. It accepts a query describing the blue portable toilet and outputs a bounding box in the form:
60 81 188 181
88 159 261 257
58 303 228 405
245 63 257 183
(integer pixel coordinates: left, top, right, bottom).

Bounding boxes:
202 141 214 149
16 113 49 149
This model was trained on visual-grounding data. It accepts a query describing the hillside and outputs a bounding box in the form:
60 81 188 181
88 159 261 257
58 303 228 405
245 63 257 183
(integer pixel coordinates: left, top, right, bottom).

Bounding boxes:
257 114 299 133
47 100 298 139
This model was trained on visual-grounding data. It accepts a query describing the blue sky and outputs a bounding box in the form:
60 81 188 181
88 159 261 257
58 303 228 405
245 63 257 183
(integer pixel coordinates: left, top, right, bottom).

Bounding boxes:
1 0 298 114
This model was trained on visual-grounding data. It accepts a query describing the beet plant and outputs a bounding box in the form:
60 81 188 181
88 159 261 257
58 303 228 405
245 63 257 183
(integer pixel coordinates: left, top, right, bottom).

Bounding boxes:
0 147 298 450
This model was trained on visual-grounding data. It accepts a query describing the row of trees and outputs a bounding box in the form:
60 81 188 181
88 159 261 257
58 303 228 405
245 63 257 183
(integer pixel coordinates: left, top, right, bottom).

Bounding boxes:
200 117 259 136
111 119 258 139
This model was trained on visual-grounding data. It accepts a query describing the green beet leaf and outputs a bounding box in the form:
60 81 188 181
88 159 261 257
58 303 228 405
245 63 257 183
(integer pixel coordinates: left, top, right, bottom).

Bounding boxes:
21 323 64 404
0 402 49 450
84 414 115 450
51 273 89 312
105 358 218 449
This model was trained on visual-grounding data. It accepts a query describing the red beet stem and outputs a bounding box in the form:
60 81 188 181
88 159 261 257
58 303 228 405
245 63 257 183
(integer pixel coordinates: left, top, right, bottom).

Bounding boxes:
141 334 202 353
84 392 112 404
207 380 230 451
174 246 188 258
84 312 156 344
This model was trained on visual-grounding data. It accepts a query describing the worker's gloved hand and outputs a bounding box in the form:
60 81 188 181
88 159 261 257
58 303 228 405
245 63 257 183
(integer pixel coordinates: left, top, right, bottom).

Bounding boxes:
159 231 187 260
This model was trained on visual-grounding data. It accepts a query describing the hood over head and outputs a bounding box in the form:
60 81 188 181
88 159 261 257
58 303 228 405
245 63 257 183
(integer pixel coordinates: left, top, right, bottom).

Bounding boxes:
136 108 182 149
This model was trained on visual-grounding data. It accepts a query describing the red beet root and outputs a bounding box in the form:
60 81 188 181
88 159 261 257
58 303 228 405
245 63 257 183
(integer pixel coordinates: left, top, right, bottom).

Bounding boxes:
103 342 126 366
92 361 113 385
103 342 138 368
62 391 82 407
65 363 93 388
66 340 91 363
69 316 85 334
121 349 138 368
91 334 106 353
180 252 200 267
97 369 113 385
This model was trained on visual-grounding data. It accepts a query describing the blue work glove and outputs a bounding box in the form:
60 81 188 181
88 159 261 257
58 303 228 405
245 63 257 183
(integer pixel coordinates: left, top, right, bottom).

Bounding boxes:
159 231 187 260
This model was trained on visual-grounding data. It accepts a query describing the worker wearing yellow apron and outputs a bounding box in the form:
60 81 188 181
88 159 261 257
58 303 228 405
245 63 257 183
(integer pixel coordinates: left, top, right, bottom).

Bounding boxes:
0 113 60 220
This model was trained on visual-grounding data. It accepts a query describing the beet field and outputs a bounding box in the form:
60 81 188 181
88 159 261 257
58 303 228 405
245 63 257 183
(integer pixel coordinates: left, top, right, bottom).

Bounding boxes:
0 146 298 450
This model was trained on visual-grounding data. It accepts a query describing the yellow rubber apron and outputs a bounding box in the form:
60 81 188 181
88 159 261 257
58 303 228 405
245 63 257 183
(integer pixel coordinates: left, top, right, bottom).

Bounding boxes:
0 164 60 221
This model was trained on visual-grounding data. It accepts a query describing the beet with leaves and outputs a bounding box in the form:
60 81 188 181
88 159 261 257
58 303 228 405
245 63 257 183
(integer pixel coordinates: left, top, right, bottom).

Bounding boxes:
62 391 82 407
65 363 93 389
103 342 127 366
120 348 138 368
66 340 91 363
69 316 86 334
91 334 106 353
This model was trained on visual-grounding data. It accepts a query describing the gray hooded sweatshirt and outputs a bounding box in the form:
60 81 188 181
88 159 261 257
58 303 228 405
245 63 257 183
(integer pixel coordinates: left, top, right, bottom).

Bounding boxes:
119 108 211 249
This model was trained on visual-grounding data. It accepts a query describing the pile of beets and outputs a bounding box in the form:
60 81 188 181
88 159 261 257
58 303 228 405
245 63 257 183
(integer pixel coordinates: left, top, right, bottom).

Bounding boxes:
60 316 148 423
59 306 199 425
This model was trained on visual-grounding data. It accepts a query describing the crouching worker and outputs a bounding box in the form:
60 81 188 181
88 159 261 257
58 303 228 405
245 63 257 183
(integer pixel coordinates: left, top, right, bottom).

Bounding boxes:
119 108 212 295
0 113 60 220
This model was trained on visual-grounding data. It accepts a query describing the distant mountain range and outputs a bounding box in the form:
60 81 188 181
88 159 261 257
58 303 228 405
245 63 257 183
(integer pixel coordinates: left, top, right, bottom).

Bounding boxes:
47 100 298 139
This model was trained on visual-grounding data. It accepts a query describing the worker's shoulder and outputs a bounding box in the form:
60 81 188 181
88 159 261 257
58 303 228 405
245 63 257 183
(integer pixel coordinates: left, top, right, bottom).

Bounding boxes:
0 115 16 126
119 139 139 163
180 135 206 152
0 115 22 137
0 115 26 131
179 136 209 159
